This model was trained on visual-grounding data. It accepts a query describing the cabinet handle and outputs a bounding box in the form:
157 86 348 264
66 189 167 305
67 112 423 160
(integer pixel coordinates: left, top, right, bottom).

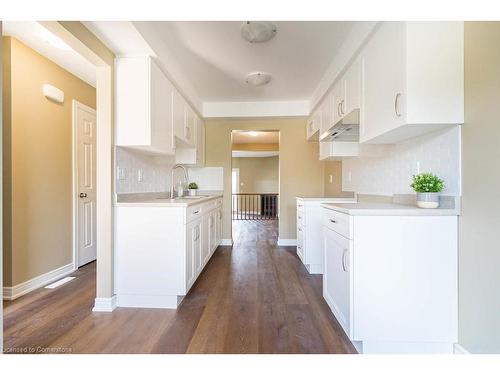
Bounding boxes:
193 210 200 214
298 216 302 220
341 249 348 272
341 100 345 115
298 227 302 232
337 102 342 117
330 219 337 224
394 93 402 117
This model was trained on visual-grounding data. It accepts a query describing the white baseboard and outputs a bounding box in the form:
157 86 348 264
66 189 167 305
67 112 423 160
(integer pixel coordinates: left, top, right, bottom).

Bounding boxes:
116 294 178 309
3 263 75 300
92 296 117 312
220 238 233 246
277 238 297 246
454 343 470 354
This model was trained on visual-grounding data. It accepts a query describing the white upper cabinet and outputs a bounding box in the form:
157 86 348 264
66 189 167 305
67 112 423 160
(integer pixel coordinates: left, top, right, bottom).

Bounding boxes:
306 110 320 141
332 79 345 126
116 56 175 155
172 89 195 148
343 57 362 119
175 113 205 166
361 21 464 144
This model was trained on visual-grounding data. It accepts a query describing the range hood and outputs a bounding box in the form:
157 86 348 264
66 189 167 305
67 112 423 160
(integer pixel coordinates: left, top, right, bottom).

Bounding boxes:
319 109 360 142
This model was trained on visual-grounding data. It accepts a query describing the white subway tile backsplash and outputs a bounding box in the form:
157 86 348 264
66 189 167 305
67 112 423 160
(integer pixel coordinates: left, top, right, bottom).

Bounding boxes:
115 147 174 193
342 126 461 196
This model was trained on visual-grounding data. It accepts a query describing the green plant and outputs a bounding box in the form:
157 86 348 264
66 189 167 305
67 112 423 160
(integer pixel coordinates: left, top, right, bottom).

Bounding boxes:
188 182 198 190
411 173 444 193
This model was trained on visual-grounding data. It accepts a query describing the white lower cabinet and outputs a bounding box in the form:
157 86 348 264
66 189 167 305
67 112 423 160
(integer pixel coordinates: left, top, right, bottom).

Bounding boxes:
115 197 222 309
322 207 458 354
323 227 352 338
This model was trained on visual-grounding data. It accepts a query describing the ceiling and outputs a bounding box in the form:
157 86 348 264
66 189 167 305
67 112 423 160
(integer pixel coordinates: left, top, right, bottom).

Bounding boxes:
133 21 356 102
232 131 279 144
3 22 96 87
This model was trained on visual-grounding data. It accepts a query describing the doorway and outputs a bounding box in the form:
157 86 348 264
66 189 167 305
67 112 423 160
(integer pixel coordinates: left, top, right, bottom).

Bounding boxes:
230 130 280 241
73 101 97 267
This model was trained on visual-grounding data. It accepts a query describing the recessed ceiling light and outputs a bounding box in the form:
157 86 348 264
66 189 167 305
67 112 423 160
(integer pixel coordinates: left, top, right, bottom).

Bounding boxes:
241 21 277 43
245 72 272 87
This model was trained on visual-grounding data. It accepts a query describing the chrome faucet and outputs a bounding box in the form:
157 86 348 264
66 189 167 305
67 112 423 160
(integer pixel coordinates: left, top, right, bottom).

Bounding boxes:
170 164 188 199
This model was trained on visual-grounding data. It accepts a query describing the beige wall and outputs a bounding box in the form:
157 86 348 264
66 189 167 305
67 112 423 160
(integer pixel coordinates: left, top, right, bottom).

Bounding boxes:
459 22 500 354
232 156 279 194
2 37 96 286
232 143 279 151
205 117 325 240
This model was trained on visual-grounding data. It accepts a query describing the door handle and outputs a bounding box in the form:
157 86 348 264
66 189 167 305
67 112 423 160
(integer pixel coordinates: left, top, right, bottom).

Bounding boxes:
341 249 348 272
79 193 87 198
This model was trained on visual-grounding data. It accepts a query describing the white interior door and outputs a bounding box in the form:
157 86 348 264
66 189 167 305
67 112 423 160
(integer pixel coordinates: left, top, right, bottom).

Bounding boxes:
74 101 97 267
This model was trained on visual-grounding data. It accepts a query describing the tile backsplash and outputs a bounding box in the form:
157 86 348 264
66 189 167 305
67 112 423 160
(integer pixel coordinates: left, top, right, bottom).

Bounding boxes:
342 126 461 196
115 147 224 194
115 147 174 193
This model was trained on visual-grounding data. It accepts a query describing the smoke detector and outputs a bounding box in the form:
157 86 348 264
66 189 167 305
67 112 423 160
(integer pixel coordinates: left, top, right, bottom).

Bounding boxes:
241 21 277 43
245 72 272 86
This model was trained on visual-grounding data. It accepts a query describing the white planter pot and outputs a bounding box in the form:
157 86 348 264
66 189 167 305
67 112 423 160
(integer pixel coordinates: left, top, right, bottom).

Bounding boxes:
416 193 440 209
189 189 197 196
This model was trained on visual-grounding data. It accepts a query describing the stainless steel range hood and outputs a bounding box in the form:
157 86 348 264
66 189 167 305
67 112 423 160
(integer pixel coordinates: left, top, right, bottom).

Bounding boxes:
319 109 360 142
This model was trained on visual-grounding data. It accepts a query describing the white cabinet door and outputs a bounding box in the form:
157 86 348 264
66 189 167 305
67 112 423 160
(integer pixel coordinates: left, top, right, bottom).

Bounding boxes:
172 89 187 143
361 22 405 143
215 208 222 248
184 105 196 147
195 115 205 166
201 214 210 266
344 58 361 116
150 59 175 154
319 92 334 136
185 220 197 289
332 80 345 126
323 227 352 338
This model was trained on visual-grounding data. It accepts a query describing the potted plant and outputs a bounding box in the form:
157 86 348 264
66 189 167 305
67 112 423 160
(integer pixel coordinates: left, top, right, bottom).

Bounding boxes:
411 173 445 209
188 182 199 196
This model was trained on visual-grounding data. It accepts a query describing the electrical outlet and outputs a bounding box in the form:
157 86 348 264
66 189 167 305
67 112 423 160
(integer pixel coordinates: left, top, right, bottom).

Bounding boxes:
416 161 421 174
117 166 127 180
137 169 144 182
348 171 352 182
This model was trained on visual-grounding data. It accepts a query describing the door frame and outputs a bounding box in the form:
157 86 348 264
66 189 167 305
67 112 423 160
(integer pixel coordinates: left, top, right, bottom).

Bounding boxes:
72 100 97 269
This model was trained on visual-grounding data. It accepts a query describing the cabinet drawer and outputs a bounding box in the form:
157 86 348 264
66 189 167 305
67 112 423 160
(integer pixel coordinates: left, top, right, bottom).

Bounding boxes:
186 204 203 223
323 209 351 239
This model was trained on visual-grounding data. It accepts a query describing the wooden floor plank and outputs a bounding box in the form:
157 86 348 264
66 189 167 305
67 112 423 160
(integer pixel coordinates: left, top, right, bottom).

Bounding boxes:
3 219 356 354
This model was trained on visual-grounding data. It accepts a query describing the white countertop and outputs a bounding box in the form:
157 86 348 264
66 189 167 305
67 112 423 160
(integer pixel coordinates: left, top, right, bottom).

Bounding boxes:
321 201 460 216
296 196 357 202
115 193 223 208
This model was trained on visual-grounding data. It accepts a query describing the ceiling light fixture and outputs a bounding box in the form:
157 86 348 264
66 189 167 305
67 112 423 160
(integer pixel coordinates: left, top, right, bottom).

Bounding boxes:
248 131 259 137
245 72 272 87
241 21 277 43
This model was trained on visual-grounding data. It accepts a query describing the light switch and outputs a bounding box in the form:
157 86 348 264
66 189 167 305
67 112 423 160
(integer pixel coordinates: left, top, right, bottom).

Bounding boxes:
137 169 144 182
348 171 352 182
329 174 333 183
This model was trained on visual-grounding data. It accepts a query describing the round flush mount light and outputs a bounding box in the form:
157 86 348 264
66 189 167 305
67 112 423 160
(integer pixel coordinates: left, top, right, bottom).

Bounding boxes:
241 21 277 43
245 72 272 87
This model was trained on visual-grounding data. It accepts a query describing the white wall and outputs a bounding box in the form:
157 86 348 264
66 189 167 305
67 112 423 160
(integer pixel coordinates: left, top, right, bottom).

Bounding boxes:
115 147 174 193
342 126 461 196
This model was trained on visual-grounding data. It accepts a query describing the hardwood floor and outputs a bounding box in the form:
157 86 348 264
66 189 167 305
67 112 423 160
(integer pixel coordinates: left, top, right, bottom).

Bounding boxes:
3 219 356 354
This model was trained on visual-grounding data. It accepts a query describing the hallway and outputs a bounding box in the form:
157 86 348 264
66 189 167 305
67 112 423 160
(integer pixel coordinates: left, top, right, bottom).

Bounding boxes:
3 220 355 354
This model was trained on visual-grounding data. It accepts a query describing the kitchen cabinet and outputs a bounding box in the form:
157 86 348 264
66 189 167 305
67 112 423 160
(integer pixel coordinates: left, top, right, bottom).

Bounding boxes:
115 196 223 309
332 80 345 126
319 141 359 161
296 197 356 274
361 21 464 144
343 58 362 118
175 114 205 166
321 205 458 353
172 89 195 147
116 56 175 155
306 109 321 141
324 226 352 337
